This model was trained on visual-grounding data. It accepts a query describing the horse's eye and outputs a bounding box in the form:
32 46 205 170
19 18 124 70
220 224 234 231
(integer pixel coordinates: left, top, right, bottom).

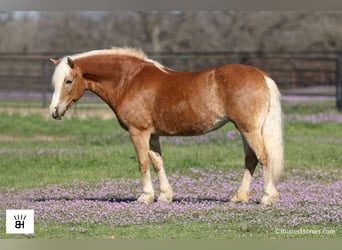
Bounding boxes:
66 79 73 84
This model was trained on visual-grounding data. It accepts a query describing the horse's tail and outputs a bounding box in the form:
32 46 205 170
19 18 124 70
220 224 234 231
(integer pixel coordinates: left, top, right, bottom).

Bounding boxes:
262 76 284 184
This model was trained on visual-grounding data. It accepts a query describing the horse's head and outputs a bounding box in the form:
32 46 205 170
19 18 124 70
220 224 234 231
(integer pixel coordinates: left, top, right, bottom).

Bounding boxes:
49 57 85 120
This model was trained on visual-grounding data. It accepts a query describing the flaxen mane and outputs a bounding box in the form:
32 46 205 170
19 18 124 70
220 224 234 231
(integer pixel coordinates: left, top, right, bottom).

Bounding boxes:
72 47 166 72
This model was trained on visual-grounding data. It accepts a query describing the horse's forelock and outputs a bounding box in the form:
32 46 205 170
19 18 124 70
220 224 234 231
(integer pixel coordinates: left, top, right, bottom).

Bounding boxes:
51 57 72 87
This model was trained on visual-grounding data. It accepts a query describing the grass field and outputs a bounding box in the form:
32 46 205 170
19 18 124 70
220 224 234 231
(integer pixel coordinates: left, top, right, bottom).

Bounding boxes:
0 98 341 239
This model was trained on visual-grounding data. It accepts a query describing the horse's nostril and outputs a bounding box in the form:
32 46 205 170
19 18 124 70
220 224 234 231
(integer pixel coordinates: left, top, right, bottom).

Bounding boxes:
51 107 59 119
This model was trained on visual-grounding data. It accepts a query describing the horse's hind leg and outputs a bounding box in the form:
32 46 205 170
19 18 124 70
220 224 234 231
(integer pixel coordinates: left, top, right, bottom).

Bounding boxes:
148 135 173 203
232 130 270 204
241 130 280 205
231 138 258 203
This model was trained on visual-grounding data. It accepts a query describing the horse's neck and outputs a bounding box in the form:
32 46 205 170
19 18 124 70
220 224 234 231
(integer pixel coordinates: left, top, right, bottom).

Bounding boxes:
78 56 146 108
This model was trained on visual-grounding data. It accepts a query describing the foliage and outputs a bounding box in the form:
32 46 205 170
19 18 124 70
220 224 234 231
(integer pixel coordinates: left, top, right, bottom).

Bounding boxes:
2 12 342 53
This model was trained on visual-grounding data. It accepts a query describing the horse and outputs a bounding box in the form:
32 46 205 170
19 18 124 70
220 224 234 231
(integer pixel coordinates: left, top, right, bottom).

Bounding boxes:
49 47 284 205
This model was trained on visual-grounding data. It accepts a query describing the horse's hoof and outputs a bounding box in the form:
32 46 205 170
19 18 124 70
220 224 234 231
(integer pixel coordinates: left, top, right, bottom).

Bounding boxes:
260 194 279 205
231 195 249 203
157 191 173 204
231 190 249 203
137 193 155 204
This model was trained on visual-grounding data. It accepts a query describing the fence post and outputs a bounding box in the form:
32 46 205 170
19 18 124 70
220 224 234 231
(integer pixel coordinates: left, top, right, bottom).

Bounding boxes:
337 56 342 111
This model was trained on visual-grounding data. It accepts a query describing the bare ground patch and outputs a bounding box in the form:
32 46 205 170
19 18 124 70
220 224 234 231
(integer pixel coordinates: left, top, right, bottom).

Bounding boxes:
0 134 76 142
0 106 115 120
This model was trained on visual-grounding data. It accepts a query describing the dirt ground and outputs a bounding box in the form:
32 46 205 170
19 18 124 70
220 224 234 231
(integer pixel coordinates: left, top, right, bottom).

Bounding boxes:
0 106 115 120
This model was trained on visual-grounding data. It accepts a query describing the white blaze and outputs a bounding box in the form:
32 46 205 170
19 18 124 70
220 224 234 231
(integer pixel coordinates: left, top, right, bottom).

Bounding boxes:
49 58 71 116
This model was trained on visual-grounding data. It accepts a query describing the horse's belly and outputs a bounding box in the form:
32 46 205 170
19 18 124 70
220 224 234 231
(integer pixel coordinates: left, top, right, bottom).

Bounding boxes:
153 88 228 135
153 113 229 136
204 116 229 133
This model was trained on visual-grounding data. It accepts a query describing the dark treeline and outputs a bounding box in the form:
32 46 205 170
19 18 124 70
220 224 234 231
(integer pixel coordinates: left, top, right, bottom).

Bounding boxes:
1 11 342 54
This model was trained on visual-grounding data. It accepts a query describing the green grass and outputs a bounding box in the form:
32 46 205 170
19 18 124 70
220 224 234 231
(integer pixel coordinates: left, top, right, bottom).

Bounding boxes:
0 112 245 189
1 110 341 190
0 100 341 239
7 222 340 240
282 99 337 115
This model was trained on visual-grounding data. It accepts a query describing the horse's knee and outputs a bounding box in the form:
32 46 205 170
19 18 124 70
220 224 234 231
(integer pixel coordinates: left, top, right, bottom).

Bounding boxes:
138 158 150 174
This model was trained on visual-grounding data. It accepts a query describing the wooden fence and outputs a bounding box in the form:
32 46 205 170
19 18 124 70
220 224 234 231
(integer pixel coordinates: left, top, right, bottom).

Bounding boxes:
0 51 340 110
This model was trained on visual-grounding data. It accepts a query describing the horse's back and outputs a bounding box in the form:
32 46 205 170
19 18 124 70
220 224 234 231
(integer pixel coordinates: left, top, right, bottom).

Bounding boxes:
214 64 267 89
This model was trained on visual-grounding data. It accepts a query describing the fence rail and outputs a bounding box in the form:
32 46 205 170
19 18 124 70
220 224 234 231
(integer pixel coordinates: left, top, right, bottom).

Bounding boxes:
0 51 341 110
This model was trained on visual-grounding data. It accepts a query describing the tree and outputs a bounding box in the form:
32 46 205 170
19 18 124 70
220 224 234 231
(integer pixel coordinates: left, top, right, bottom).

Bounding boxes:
2 11 342 54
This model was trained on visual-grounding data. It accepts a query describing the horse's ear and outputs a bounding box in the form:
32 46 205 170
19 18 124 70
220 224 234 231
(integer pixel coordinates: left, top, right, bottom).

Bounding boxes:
49 58 60 65
67 57 75 69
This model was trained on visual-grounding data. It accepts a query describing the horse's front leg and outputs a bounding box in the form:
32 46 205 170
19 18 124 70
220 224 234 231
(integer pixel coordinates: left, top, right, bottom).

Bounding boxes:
129 128 155 204
148 135 173 203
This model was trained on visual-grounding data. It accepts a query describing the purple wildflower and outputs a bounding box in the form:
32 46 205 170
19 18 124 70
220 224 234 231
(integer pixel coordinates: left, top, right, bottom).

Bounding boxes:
0 168 340 230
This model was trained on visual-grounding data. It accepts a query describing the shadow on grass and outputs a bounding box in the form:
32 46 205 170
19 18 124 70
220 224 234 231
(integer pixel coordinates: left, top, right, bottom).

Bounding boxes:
31 196 263 204
32 196 230 203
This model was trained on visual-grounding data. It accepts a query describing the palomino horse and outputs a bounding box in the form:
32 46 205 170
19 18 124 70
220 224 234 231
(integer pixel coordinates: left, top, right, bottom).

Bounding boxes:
49 47 284 205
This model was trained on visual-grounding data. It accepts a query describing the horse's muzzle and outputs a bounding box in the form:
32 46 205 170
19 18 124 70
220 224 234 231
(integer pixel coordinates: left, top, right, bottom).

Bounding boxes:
50 103 66 120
